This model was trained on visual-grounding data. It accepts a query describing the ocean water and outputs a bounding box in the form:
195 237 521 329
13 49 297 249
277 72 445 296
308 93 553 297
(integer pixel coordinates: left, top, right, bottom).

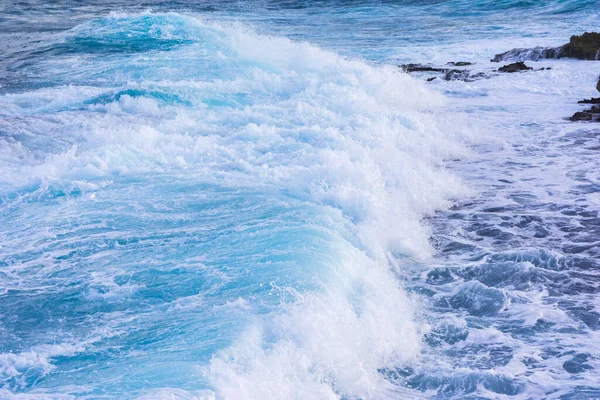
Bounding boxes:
1 1 599 399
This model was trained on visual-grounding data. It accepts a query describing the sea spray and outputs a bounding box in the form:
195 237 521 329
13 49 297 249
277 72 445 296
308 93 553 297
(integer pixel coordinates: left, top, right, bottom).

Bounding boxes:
0 12 473 399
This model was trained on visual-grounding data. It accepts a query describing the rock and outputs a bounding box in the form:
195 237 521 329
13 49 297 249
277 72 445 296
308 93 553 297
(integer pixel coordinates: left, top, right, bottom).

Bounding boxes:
399 63 447 73
444 70 489 82
443 70 469 81
498 62 533 73
492 32 600 62
447 61 474 66
561 32 600 60
578 98 600 104
399 63 490 82
492 47 561 62
570 105 600 122
569 76 600 122
400 62 476 72
570 111 593 121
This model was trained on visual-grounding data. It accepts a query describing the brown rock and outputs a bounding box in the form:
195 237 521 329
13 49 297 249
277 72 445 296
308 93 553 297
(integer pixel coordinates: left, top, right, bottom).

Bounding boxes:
492 32 600 62
578 98 600 104
562 32 600 60
498 62 533 73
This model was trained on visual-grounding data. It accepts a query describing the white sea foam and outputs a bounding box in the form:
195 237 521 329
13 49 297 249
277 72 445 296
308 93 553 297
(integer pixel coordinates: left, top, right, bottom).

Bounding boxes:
0 344 82 382
137 388 215 400
0 13 475 399
1 4 599 399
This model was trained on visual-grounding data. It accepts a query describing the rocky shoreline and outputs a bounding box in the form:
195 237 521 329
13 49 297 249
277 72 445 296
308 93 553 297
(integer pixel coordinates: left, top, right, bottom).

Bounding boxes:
492 32 600 62
571 97 600 122
400 32 600 123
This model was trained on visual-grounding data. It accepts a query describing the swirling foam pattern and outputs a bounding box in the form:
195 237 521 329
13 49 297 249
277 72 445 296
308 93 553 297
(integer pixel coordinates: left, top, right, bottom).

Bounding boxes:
0 11 469 399
2 1 600 398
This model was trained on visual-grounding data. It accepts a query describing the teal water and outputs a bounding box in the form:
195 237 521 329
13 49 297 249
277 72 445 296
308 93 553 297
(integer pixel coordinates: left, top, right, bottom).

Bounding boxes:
1 1 599 399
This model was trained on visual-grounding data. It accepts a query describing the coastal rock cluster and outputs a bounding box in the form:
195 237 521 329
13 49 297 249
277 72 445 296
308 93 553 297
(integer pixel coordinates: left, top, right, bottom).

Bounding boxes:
570 74 600 122
399 63 486 82
399 60 546 82
400 32 600 123
492 32 600 62
572 96 600 122
492 32 600 122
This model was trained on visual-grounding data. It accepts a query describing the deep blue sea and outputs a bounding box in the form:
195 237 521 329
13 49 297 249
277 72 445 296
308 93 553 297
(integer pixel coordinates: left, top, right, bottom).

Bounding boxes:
1 1 600 399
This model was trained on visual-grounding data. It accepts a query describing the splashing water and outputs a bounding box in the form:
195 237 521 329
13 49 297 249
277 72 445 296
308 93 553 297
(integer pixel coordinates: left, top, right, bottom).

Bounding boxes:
1 1 599 399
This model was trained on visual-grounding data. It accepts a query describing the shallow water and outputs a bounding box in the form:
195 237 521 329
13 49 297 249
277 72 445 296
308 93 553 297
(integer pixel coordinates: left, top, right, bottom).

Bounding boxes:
0 1 599 399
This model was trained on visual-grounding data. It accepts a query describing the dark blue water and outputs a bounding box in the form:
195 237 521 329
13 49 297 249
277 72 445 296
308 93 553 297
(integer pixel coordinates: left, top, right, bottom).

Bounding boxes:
1 1 599 398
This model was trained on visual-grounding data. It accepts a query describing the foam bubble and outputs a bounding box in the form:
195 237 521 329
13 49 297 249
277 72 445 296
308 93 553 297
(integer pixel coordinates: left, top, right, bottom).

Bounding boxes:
0 13 472 398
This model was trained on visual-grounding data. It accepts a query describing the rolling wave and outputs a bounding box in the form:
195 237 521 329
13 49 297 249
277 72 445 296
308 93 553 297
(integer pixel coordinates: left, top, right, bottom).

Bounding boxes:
0 13 470 398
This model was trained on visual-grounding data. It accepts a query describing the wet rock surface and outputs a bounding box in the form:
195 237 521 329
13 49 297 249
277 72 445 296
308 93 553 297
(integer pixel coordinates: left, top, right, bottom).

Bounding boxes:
447 61 474 66
492 47 561 62
400 60 544 82
400 35 600 122
493 32 600 62
444 70 488 82
562 32 600 60
570 106 600 122
399 63 491 82
400 63 448 73
570 76 600 122
497 62 532 73
578 98 600 104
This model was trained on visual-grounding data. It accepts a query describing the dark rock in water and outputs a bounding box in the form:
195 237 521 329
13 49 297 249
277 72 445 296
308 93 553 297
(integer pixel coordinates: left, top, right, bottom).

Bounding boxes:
444 70 489 82
447 61 474 66
578 98 600 104
498 62 533 73
492 32 600 62
570 111 593 121
597 76 600 92
570 105 600 122
399 63 447 73
561 32 600 60
399 63 490 82
444 69 470 81
492 47 562 62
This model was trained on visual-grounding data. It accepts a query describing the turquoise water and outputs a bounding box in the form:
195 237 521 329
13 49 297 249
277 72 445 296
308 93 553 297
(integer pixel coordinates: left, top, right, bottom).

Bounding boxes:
1 1 600 399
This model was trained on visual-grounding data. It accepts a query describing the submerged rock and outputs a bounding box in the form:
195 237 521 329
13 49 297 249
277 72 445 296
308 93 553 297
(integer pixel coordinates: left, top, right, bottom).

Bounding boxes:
578 98 600 104
493 32 600 62
399 63 490 82
570 105 600 122
399 63 447 73
444 70 488 82
569 75 600 122
570 111 594 121
497 62 532 73
447 61 474 66
492 47 561 62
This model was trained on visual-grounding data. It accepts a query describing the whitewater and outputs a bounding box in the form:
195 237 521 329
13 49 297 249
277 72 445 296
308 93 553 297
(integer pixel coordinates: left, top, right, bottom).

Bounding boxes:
0 1 599 399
